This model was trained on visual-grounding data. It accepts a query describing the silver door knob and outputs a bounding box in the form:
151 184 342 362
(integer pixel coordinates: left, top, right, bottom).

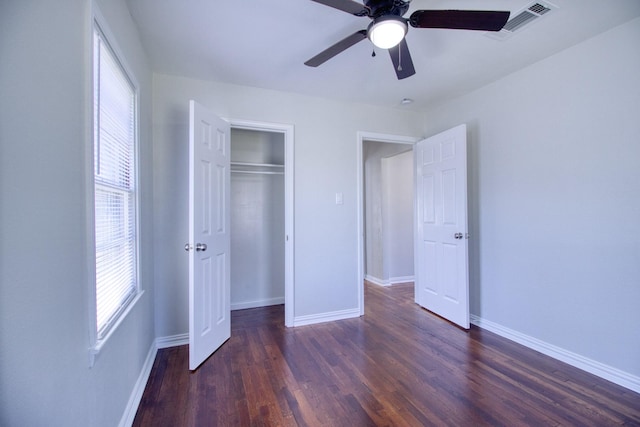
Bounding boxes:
184 243 193 251
195 243 207 251
454 232 463 240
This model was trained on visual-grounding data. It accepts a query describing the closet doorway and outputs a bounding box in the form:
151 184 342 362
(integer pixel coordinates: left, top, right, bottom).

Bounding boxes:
229 120 294 326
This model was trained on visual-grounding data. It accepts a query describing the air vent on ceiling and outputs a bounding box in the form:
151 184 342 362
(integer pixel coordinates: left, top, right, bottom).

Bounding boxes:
486 1 557 41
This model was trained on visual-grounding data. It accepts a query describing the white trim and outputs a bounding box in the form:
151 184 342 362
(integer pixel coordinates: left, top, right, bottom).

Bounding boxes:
470 315 640 394
85 1 99 367
88 3 143 365
227 119 295 328
365 275 415 286
365 275 389 287
118 342 157 427
357 131 420 315
389 275 414 285
118 334 187 426
89 291 145 367
231 297 285 311
294 308 361 327
358 131 420 145
156 333 189 349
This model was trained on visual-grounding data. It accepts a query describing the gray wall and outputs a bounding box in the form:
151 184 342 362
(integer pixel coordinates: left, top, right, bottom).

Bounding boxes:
363 142 414 283
152 74 424 336
0 1 155 425
382 150 414 281
423 17 640 377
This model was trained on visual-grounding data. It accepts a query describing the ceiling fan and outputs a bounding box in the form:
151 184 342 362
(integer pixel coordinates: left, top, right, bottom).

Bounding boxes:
304 0 510 79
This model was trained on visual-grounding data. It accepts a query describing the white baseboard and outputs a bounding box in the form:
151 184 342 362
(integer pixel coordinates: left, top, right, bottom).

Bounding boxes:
470 315 640 394
389 275 414 285
294 308 361 327
365 275 415 287
119 334 187 426
364 275 389 286
231 296 285 311
118 342 157 427
155 333 189 349
119 306 359 427
365 275 389 286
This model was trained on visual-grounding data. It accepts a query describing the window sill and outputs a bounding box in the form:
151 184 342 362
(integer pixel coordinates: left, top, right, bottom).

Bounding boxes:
89 290 145 368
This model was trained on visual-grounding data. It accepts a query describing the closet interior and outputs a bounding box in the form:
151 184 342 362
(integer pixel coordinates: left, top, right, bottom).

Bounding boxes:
230 128 285 310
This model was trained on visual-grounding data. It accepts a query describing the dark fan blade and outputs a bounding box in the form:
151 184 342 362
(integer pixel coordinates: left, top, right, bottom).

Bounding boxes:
305 30 367 67
409 10 510 31
310 0 369 16
388 39 415 80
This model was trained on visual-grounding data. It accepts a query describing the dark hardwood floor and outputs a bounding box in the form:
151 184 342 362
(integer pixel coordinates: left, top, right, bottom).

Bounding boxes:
133 282 640 426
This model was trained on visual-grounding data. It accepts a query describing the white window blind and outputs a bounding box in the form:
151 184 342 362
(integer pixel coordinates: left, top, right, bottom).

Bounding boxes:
93 25 138 340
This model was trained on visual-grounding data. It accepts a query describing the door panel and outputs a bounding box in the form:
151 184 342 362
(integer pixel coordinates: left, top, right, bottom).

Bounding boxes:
442 169 457 225
422 174 436 223
415 124 469 329
189 100 230 370
423 240 437 294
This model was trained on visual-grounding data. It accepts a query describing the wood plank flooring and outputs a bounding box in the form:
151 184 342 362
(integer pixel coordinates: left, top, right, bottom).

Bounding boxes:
133 282 640 426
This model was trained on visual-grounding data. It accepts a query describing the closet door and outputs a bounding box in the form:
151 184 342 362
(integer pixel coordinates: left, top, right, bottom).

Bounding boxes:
188 100 231 370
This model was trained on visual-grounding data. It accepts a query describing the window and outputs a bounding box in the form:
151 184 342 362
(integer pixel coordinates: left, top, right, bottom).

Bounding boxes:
92 23 139 342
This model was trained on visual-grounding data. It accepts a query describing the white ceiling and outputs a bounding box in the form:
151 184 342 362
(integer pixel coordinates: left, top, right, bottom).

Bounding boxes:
126 0 640 111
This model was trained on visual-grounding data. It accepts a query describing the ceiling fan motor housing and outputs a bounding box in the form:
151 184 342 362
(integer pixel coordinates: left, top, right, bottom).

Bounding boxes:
364 0 411 18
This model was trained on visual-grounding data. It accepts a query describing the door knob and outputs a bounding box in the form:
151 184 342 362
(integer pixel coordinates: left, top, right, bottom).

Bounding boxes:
195 243 207 251
454 232 463 240
184 243 193 251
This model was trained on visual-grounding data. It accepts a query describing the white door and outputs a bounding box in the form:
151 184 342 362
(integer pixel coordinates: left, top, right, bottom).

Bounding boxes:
414 124 469 329
188 100 231 370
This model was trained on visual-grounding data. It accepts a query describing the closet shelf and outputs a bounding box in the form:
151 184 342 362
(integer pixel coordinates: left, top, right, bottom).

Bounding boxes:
231 161 283 169
231 170 283 175
230 161 284 176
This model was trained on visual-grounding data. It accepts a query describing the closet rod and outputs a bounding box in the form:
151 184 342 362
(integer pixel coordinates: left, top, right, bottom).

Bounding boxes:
231 170 284 175
230 161 283 169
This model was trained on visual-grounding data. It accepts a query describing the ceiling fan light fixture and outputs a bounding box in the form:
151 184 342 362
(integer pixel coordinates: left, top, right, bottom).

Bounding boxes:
368 15 407 49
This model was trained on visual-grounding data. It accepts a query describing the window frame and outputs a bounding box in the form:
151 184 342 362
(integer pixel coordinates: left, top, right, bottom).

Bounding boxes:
88 8 143 366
